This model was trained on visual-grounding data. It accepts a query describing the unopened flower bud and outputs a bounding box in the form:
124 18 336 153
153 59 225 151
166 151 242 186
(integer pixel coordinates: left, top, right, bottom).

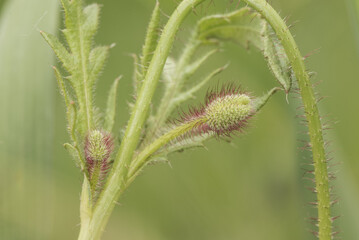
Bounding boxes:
178 85 254 137
84 130 113 199
205 93 252 134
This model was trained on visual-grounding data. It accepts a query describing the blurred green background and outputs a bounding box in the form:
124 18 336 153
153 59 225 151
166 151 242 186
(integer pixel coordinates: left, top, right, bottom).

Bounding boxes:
1 0 359 239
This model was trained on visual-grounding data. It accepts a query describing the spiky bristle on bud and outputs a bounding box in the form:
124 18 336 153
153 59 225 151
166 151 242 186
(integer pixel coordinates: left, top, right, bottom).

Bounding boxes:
205 93 252 134
128 85 258 179
178 85 254 137
84 130 114 200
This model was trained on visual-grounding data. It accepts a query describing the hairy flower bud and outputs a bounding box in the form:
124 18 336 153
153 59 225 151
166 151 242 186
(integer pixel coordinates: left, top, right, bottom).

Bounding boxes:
178 85 254 137
85 130 112 163
205 94 252 133
84 130 114 198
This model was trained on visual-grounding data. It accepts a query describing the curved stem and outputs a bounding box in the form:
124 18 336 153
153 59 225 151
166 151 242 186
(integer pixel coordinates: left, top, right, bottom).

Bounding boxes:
77 1 207 239
242 0 331 239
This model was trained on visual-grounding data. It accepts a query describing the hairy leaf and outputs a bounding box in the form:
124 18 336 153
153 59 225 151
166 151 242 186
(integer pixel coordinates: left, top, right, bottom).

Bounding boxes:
196 8 294 94
183 48 218 81
104 77 120 132
89 46 110 87
131 54 142 97
141 1 161 78
41 32 74 71
42 0 111 137
171 64 228 107
263 23 293 93
253 87 280 112
53 66 72 110
196 7 264 49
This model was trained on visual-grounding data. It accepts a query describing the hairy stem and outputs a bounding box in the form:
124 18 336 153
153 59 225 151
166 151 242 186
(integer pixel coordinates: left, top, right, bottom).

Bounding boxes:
144 31 201 142
77 1 206 239
242 0 331 239
78 178 92 240
129 118 206 178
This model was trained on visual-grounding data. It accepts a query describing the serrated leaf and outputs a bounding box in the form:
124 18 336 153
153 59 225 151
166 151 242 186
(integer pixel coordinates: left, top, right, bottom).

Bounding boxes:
60 0 81 51
41 31 73 71
89 45 110 87
53 66 71 108
83 4 100 38
46 0 103 136
263 23 293 93
104 77 121 132
196 7 264 50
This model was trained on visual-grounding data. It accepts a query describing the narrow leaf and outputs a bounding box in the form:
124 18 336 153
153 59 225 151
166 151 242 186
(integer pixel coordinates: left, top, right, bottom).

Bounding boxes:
131 54 142 97
253 87 280 112
171 64 228 107
263 23 293 93
53 66 71 108
141 1 161 78
68 101 78 144
83 4 100 38
104 77 121 132
183 48 218 80
89 45 110 87
40 31 73 71
60 0 80 50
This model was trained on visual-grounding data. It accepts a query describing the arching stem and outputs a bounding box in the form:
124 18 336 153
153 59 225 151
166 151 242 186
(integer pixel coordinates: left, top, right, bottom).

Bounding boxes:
242 0 331 239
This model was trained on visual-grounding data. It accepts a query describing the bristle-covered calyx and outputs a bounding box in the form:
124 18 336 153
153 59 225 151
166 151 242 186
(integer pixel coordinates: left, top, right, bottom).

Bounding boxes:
85 130 114 200
180 86 254 137
128 84 280 180
205 92 252 135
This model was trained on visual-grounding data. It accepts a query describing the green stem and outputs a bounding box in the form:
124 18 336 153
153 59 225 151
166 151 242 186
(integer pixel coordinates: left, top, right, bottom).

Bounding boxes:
77 1 206 239
78 178 92 240
242 0 331 239
144 31 201 143
129 118 206 178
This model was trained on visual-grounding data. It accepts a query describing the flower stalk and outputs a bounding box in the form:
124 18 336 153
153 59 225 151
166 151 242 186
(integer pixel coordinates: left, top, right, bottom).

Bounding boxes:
42 0 332 239
242 0 331 239
79 1 207 239
129 87 254 179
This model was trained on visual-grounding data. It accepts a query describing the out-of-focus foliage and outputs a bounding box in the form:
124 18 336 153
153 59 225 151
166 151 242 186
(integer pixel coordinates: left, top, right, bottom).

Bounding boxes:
0 0 59 239
1 0 359 239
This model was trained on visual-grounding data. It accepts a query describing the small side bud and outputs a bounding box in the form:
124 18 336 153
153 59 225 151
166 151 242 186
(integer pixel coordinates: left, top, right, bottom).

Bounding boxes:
84 130 114 200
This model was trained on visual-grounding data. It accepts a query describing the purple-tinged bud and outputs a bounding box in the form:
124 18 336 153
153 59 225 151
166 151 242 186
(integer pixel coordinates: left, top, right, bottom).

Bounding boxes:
204 91 253 135
84 130 114 198
179 85 254 137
